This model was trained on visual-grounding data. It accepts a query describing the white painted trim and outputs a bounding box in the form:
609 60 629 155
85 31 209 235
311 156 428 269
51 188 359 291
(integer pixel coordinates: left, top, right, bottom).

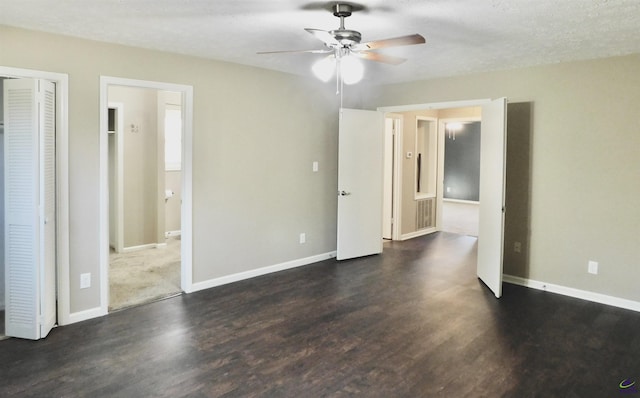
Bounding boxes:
0 66 71 326
378 99 491 113
503 274 640 313
67 306 107 324
165 230 181 237
191 251 337 293
400 228 436 241
443 198 480 205
99 76 194 310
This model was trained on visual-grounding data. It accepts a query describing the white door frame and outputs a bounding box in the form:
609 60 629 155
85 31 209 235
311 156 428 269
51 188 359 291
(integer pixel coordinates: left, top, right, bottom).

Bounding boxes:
0 66 71 326
99 76 194 315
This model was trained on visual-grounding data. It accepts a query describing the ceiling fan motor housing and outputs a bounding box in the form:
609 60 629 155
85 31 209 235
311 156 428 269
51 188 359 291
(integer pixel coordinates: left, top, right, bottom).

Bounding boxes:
330 29 362 46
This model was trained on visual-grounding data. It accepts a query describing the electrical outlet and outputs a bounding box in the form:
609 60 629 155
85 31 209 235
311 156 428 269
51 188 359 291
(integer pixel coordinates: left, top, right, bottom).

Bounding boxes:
588 261 598 275
299 233 306 244
80 273 91 289
312 161 319 172
514 241 522 253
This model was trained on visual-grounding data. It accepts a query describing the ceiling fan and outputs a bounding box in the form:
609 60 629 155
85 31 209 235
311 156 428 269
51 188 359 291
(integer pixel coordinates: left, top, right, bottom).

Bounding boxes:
258 3 425 87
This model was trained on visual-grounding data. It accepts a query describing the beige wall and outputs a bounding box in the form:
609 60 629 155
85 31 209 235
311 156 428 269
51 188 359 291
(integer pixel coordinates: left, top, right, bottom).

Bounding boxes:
366 54 640 302
1 25 340 314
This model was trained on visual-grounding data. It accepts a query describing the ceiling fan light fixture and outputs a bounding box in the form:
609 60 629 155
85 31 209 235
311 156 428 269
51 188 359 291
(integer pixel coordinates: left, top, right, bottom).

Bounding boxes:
340 55 364 85
312 56 336 82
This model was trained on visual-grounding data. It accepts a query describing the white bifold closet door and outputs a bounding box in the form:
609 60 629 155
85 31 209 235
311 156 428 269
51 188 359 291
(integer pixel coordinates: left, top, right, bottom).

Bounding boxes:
4 78 56 340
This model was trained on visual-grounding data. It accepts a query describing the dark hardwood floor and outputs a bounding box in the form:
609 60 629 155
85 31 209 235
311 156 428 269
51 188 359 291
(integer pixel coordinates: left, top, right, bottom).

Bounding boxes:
1 232 639 397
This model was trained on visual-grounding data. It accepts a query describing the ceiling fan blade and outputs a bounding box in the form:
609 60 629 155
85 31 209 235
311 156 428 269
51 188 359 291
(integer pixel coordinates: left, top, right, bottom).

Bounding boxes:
257 49 333 55
305 28 339 46
352 34 426 51
352 51 407 65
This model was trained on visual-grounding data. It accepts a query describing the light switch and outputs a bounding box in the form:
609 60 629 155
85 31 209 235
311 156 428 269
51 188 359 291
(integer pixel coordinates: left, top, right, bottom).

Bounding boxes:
588 261 598 275
312 161 319 172
80 273 91 289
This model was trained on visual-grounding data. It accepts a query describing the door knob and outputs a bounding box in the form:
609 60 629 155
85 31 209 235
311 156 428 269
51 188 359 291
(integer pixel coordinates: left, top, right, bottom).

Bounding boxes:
339 190 351 196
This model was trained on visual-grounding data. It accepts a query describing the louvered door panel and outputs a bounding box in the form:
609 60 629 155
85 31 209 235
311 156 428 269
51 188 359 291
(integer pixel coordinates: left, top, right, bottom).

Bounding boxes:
4 79 40 340
40 81 57 338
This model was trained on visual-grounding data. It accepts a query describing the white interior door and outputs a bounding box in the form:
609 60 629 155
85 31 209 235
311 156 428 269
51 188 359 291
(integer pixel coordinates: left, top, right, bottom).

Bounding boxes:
337 108 384 260
382 118 394 240
477 98 507 298
4 78 56 340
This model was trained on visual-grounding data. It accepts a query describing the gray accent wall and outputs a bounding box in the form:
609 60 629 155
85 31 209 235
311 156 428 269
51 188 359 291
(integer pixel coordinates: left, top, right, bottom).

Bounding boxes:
443 121 481 202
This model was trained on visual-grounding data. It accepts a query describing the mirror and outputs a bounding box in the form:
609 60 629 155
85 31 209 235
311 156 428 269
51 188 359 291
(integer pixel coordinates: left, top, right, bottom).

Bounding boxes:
416 117 438 198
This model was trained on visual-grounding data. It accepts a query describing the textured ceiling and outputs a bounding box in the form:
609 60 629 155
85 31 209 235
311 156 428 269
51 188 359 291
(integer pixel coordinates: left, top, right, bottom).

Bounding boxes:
2 0 640 84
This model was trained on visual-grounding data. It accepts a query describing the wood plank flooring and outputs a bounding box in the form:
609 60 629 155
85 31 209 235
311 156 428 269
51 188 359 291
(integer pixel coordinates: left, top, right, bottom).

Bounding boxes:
1 232 640 397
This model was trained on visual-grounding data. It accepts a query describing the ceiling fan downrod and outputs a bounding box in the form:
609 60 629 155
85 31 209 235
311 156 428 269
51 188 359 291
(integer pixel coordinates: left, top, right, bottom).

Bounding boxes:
330 4 362 46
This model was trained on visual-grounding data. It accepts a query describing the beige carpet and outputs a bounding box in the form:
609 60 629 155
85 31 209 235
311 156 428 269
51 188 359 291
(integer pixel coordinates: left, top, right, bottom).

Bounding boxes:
109 236 182 311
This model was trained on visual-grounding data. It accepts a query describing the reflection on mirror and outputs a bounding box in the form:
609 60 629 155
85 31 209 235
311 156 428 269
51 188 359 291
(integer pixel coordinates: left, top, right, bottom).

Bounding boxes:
416 118 438 198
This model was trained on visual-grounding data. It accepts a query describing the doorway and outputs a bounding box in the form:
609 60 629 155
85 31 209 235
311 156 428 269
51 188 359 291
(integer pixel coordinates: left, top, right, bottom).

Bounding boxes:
106 87 183 310
99 77 194 314
378 98 507 298
382 106 483 240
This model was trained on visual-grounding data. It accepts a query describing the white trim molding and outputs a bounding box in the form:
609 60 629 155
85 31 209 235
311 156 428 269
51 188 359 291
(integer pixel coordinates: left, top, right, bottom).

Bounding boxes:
503 274 640 313
400 229 436 241
67 307 107 324
192 252 337 293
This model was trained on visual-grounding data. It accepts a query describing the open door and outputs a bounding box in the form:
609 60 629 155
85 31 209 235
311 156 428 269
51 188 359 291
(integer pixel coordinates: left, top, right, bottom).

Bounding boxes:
4 78 57 339
337 108 384 260
477 98 507 298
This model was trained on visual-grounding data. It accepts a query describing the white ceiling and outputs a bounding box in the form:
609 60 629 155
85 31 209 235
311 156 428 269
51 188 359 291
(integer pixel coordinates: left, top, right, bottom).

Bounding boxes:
2 0 640 84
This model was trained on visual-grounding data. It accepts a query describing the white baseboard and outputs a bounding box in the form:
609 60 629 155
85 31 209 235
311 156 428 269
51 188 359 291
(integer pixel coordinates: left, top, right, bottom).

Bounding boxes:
122 242 166 253
165 230 181 237
192 251 337 293
503 274 640 313
400 229 436 241
64 306 107 325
